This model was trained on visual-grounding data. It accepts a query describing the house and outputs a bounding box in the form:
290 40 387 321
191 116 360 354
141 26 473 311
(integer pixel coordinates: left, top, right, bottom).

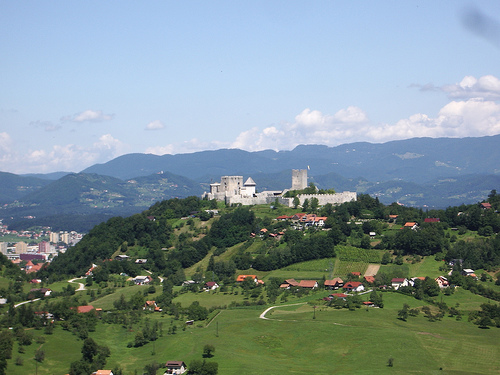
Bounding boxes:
391 278 409 290
144 301 161 312
462 269 477 278
298 280 318 289
324 278 344 289
276 215 291 221
350 272 361 278
280 279 300 289
402 222 418 230
364 275 375 284
388 214 398 220
480 202 492 210
115 254 130 261
435 276 449 288
92 371 114 375
29 288 52 298
363 301 375 307
165 361 187 374
182 280 197 287
424 218 440 223
236 274 257 283
369 231 376 238
343 281 364 292
135 259 148 264
331 293 348 299
132 275 152 285
204 281 219 291
76 305 95 314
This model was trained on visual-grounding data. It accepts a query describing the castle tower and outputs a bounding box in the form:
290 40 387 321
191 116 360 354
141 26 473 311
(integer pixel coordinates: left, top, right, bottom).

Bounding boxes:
291 169 308 190
220 176 244 196
241 177 256 196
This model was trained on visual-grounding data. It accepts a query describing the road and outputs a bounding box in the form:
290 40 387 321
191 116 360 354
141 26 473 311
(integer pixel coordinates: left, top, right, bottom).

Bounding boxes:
68 277 86 291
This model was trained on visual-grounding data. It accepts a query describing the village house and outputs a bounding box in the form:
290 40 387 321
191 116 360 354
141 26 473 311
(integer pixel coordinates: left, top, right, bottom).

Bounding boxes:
236 274 257 282
92 371 114 375
298 280 318 289
402 222 418 230
462 269 477 278
76 305 95 314
391 278 410 290
132 275 152 285
280 279 300 289
204 281 219 291
424 218 440 223
164 361 187 374
364 275 375 284
435 276 449 288
329 293 348 300
144 301 161 312
29 288 52 298
343 281 365 292
324 278 344 290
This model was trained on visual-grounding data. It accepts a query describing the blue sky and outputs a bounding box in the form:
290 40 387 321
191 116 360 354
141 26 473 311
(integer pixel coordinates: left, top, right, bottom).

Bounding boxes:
1 1 500 174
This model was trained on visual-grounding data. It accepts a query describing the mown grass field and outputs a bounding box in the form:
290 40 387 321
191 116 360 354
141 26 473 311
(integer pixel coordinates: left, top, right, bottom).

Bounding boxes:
6 290 500 375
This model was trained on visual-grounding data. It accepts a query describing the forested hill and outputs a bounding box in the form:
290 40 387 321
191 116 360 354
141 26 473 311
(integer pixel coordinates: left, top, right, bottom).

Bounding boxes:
42 191 500 281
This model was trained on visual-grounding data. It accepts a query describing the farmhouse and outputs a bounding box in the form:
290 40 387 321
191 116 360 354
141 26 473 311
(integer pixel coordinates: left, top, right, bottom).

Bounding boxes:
435 276 449 288
204 281 219 291
343 281 364 292
132 275 152 285
298 280 318 289
165 361 187 374
324 278 344 289
92 371 114 375
280 279 300 289
391 278 409 290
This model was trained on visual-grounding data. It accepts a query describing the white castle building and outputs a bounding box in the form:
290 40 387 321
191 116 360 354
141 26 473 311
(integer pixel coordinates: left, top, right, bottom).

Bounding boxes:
204 169 356 207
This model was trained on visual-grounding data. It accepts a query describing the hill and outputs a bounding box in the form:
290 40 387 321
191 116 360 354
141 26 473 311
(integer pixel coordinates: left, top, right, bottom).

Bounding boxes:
81 135 500 182
0 135 499 230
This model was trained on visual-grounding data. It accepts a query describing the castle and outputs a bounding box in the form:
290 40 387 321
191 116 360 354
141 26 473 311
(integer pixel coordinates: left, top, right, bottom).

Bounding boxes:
203 169 356 207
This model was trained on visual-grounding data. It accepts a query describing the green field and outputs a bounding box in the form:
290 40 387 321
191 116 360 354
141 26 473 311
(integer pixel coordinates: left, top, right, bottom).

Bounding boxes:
6 290 500 375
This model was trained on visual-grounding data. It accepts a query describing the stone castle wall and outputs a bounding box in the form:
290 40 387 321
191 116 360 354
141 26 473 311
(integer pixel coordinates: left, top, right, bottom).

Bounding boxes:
294 191 357 207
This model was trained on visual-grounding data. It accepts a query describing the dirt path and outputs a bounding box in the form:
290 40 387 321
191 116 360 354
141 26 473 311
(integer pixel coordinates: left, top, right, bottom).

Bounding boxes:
364 264 380 277
259 303 307 320
68 277 86 291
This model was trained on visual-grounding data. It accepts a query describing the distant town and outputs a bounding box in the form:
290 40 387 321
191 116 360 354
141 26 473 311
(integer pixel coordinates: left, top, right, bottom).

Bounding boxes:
0 219 82 268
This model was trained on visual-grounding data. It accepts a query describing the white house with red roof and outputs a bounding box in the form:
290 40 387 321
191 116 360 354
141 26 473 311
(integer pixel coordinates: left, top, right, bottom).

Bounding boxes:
343 281 364 292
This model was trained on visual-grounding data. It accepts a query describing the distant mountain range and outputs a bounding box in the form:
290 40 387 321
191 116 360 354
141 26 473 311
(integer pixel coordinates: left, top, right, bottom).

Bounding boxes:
1 135 499 231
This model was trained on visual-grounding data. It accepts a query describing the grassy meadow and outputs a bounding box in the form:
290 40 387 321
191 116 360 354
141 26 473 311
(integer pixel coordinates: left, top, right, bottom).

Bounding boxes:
6 289 500 375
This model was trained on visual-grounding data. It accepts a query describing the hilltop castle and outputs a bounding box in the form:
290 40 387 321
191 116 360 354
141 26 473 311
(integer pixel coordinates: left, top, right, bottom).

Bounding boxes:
203 169 356 207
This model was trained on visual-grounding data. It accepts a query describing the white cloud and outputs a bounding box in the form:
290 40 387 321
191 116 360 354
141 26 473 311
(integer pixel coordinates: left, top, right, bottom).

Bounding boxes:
145 120 165 131
145 138 228 156
0 134 128 174
442 75 500 100
0 132 12 153
227 98 500 151
61 110 114 123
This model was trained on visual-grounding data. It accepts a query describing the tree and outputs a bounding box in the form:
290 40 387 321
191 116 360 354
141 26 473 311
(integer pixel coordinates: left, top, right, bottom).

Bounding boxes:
310 197 319 213
381 251 392 265
34 349 45 363
293 197 300 209
143 361 160 375
302 198 309 212
203 344 215 358
81 337 98 362
397 304 409 321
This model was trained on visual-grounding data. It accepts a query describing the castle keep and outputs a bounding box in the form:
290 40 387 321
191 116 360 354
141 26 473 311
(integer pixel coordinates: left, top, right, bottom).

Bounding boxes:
204 169 356 207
